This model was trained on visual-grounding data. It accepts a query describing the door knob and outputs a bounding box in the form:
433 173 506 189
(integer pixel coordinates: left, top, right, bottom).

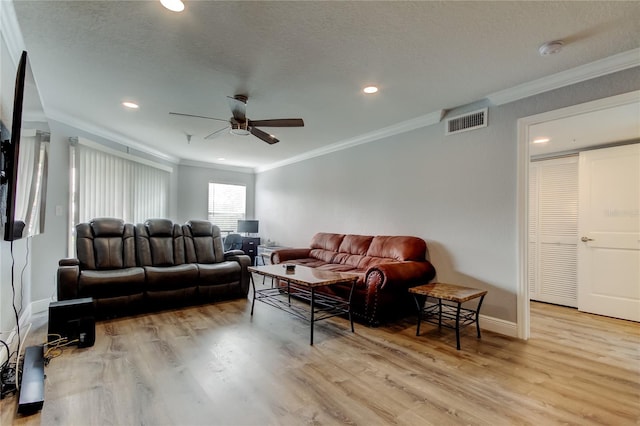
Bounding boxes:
581 236 594 242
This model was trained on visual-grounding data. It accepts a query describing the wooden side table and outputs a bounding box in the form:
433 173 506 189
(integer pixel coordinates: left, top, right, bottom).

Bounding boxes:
409 283 487 350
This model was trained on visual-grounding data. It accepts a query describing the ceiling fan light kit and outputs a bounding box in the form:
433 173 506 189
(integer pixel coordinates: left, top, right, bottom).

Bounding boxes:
230 128 251 136
170 94 304 145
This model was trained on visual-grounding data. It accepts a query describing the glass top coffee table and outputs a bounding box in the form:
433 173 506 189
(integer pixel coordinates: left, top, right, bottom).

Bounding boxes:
248 264 358 345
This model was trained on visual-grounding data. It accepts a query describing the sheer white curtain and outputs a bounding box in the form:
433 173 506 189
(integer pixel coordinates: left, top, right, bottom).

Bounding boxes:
71 137 171 231
14 133 37 225
14 130 48 236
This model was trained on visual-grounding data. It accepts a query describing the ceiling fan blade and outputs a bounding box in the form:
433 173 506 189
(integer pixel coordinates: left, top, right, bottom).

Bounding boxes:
169 112 229 122
249 118 304 127
204 125 231 140
227 95 247 122
250 127 279 144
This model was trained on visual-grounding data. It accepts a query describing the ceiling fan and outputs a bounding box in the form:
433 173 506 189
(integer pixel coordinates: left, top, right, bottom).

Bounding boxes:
169 95 304 144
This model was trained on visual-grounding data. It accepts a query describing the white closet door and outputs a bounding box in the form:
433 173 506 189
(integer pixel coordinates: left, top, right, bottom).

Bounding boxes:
529 157 579 307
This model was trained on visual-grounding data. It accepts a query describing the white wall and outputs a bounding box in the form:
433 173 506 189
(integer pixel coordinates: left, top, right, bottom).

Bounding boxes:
255 67 640 324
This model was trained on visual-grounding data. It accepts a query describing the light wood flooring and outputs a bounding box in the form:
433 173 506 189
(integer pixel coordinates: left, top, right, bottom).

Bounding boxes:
1 294 638 425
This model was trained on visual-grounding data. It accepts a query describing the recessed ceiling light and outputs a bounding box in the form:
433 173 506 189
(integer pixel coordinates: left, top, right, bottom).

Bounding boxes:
217 157 226 161
538 40 564 56
160 0 185 12
122 101 139 109
532 137 550 144
363 86 378 94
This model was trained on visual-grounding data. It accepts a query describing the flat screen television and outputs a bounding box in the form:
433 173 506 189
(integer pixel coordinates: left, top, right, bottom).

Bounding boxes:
0 48 50 241
237 219 259 234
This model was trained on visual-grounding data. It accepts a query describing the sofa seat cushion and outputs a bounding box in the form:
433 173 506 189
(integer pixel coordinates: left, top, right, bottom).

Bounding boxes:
285 258 330 268
308 248 338 263
79 267 146 298
316 264 367 286
356 256 395 270
197 261 241 285
144 264 198 290
333 253 365 267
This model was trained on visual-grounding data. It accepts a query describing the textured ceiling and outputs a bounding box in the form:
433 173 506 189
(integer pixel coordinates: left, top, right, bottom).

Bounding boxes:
10 1 640 169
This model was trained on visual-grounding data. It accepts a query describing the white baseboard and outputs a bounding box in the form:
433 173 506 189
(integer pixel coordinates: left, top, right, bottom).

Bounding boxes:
479 314 518 338
30 298 52 315
0 298 51 366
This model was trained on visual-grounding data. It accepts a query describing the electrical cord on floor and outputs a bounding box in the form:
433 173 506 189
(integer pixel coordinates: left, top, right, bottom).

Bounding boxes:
10 240 21 352
3 235 34 398
14 322 31 393
0 339 17 399
44 335 79 366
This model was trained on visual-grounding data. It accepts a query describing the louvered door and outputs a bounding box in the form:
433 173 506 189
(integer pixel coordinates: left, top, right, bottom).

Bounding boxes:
529 157 578 307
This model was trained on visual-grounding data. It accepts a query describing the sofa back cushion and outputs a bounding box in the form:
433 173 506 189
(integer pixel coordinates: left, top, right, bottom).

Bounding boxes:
309 232 345 263
331 235 372 266
338 235 373 255
76 218 137 270
367 236 426 261
183 220 225 264
136 219 186 266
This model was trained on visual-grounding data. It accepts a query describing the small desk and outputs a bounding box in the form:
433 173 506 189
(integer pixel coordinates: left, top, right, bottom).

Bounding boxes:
241 237 261 265
409 283 487 350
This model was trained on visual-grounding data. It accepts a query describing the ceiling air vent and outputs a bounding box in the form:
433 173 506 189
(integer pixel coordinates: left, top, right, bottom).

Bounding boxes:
445 108 488 135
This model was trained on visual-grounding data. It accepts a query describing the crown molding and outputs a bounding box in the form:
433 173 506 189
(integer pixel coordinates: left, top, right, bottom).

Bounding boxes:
179 159 254 174
256 109 444 173
48 107 179 164
73 137 174 173
0 1 25 65
487 48 640 106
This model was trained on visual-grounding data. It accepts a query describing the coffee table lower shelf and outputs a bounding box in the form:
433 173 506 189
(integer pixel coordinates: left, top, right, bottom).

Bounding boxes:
252 286 353 324
249 265 357 345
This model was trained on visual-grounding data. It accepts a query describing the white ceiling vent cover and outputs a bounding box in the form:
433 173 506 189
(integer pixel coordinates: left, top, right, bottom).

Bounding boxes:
446 108 488 135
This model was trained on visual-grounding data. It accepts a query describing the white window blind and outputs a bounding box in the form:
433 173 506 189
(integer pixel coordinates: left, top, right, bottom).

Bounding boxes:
207 183 246 233
529 156 579 307
71 137 171 227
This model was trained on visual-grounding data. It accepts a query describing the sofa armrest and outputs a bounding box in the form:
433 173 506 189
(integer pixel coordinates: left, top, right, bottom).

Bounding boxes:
57 263 80 300
271 248 311 264
367 261 436 291
223 252 252 295
224 249 245 258
59 258 80 267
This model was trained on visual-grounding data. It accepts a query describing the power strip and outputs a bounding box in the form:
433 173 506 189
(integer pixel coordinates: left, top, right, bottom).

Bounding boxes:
17 345 45 413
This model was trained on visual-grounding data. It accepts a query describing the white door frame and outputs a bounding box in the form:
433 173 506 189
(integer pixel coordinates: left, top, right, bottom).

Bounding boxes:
516 90 640 339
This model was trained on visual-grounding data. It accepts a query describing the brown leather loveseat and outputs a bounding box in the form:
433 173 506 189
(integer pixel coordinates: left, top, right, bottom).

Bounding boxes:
271 232 436 325
57 218 251 318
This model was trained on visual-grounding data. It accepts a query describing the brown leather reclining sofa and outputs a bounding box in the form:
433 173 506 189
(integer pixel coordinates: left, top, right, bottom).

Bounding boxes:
57 218 251 318
271 232 436 325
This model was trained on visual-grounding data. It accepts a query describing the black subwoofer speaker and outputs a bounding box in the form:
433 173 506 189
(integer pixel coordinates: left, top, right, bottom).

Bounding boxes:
48 297 95 348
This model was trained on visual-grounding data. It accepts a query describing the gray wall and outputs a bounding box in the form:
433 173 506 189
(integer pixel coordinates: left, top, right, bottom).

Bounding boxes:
255 67 640 323
0 39 636 336
176 162 255 224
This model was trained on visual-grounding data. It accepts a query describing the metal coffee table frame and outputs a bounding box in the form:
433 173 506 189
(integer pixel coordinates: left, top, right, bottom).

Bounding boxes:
248 265 357 345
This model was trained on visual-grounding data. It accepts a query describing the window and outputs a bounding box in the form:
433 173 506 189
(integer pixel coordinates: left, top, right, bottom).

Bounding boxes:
207 183 246 233
69 137 172 255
